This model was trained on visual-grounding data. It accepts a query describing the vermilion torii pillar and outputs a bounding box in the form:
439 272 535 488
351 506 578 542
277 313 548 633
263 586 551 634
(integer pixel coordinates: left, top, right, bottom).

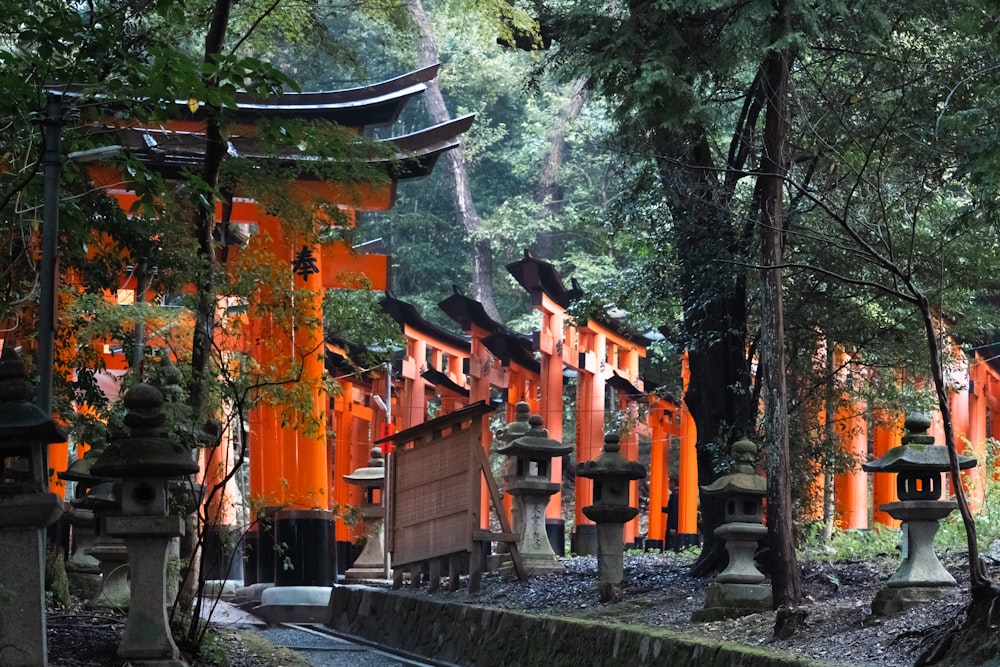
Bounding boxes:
439 288 542 538
871 412 902 528
439 288 541 530
508 253 649 556
645 395 681 551
507 254 579 553
832 348 868 530
677 353 699 540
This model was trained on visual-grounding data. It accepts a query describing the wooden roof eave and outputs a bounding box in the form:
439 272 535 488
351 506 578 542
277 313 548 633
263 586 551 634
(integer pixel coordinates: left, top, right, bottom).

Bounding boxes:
420 368 470 398
120 114 475 183
438 289 540 373
53 65 441 128
506 250 583 309
481 332 540 375
607 371 646 402
324 341 372 381
380 293 470 353
438 288 498 334
230 65 440 125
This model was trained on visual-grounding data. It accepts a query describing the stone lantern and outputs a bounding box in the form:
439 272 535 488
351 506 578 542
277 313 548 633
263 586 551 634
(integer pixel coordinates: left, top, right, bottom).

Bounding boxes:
342 447 388 581
862 413 975 616
92 382 198 666
0 346 66 666
576 431 646 602
63 425 131 609
692 437 771 622
497 411 572 574
494 401 531 536
493 401 531 567
58 455 120 604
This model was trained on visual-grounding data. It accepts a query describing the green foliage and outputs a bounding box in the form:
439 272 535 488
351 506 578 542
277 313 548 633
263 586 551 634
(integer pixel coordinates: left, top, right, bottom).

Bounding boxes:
799 523 902 563
938 470 1000 555
325 287 403 350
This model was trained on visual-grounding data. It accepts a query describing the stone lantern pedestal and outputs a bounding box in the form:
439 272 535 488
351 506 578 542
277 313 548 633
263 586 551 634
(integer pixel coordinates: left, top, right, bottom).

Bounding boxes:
494 402 531 561
0 493 64 666
92 382 199 666
88 518 132 608
63 507 102 599
498 409 572 575
693 437 772 622
58 460 106 600
105 510 185 664
343 448 388 581
67 479 130 608
863 413 974 616
0 347 67 666
576 432 646 602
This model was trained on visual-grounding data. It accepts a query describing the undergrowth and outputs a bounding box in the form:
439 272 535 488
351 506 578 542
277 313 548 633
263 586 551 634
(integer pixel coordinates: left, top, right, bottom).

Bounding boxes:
798 470 1000 565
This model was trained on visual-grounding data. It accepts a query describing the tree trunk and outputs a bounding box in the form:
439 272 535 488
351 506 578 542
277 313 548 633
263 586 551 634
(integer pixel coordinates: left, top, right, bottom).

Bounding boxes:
405 0 500 321
758 0 801 607
684 285 755 575
177 0 233 634
653 123 755 575
533 78 587 260
186 0 231 416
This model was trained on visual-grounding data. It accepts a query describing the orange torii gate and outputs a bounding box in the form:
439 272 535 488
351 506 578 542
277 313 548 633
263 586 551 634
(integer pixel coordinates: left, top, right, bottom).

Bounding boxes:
507 252 655 555
942 349 1000 508
380 292 473 430
382 290 544 542
644 392 683 551
438 287 543 536
377 285 695 555
74 66 473 587
505 253 579 551
974 351 1000 468
832 347 868 530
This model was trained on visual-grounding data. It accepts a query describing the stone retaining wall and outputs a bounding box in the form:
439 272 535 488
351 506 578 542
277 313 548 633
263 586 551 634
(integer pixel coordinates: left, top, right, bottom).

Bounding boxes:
326 585 835 667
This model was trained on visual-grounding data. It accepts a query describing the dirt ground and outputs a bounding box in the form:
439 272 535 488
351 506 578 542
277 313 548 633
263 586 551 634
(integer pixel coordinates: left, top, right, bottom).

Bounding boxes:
450 550 977 667
44 547 988 666
46 606 306 667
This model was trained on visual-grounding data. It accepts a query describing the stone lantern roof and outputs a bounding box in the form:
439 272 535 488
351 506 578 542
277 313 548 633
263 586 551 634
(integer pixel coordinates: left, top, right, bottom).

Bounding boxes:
701 437 767 497
0 346 67 447
497 413 572 458
862 413 976 473
495 401 531 446
343 448 386 486
576 432 646 482
91 382 199 478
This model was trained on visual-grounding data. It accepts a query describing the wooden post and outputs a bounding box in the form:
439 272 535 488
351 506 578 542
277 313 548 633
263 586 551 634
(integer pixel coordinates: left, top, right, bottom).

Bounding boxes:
968 357 988 502
647 400 671 548
574 329 606 555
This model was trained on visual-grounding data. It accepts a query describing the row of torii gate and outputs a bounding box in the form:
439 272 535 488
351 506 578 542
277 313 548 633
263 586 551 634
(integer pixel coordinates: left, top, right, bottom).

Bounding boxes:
40 64 1000 586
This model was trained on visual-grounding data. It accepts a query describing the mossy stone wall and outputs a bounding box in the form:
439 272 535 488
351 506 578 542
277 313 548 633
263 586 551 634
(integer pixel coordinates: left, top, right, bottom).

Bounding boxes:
326 585 836 667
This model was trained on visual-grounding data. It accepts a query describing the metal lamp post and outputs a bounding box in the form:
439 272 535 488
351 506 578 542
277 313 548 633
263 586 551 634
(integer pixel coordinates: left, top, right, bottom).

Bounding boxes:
37 91 122 417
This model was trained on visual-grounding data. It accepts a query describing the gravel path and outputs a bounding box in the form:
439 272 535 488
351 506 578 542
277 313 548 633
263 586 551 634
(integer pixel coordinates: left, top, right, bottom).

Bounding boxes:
414 550 974 667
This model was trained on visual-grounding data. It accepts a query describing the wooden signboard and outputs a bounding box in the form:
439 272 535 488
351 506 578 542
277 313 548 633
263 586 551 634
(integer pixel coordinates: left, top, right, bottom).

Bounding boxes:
381 401 526 592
